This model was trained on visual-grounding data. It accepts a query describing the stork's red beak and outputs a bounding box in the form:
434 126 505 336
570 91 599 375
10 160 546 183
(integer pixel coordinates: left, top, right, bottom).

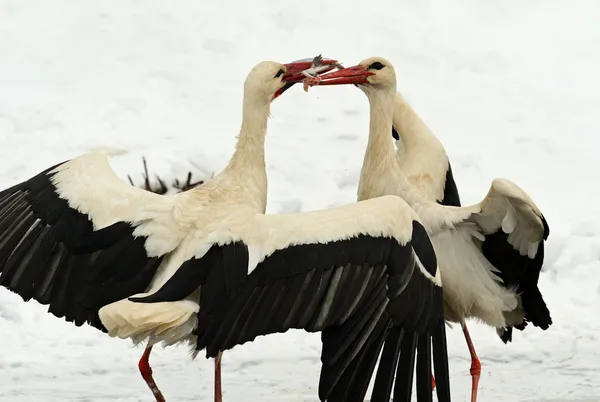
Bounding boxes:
308 64 374 86
274 57 340 99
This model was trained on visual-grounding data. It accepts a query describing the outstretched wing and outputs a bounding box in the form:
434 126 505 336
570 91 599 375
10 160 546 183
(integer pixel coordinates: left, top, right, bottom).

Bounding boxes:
323 219 448 402
190 196 444 401
450 178 552 339
471 178 551 339
0 152 188 330
469 178 548 258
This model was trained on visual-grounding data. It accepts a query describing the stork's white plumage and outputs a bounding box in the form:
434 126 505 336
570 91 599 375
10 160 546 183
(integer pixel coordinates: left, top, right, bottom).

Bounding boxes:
0 57 450 402
309 57 552 402
0 58 333 402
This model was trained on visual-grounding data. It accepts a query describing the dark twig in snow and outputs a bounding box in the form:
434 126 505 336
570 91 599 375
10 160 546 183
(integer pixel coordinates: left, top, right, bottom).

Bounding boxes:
128 156 204 194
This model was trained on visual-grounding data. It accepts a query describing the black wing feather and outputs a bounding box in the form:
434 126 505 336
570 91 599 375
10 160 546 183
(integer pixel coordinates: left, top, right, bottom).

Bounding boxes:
0 162 163 331
481 222 552 343
196 226 445 402
319 276 389 400
415 332 433 401
326 316 392 402
369 326 404 402
327 217 448 402
443 158 551 342
439 162 461 207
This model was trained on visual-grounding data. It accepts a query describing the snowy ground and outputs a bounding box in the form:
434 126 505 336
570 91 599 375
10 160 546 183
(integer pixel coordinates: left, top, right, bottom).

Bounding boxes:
1 1 599 401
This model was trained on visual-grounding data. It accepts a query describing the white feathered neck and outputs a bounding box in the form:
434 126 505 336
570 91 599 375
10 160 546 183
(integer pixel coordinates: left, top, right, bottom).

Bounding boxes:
358 89 468 234
358 89 416 203
391 92 450 202
209 97 271 213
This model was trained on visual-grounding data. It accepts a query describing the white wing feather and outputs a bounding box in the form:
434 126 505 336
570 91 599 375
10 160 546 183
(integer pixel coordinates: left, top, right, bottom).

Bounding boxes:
49 152 189 256
450 178 546 258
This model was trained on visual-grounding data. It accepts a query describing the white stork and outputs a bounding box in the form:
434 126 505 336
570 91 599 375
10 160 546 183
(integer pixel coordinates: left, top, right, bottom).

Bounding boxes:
0 57 449 402
308 57 552 402
0 57 334 402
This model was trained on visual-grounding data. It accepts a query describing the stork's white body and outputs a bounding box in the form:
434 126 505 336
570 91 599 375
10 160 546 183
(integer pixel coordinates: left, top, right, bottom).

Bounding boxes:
387 94 519 325
354 73 547 333
307 55 550 402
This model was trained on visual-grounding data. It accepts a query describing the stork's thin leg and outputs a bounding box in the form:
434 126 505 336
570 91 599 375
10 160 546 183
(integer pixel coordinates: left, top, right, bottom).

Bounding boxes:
138 346 166 402
214 352 223 402
461 321 481 402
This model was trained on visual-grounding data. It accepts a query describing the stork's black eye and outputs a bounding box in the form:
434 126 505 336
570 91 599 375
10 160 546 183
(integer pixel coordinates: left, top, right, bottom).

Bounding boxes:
274 69 285 78
368 62 385 70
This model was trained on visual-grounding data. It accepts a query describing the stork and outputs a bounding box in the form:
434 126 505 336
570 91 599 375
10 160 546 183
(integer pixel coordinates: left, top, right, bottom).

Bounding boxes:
0 57 334 402
0 57 451 402
308 57 552 402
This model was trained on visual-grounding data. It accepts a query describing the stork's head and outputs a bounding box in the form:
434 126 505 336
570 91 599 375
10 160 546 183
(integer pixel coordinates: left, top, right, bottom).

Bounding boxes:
244 57 340 104
308 56 397 95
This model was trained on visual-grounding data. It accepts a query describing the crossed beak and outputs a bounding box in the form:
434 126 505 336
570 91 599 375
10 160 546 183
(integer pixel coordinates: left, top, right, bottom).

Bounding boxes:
308 64 374 86
274 57 340 98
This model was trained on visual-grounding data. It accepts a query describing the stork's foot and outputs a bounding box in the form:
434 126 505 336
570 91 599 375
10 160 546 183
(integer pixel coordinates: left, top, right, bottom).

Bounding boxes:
469 357 481 402
431 373 436 391
138 347 166 402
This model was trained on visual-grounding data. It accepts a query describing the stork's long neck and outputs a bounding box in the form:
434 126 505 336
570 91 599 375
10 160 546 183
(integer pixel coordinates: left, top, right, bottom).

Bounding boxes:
358 89 408 200
358 88 432 213
391 92 449 200
220 98 270 212
365 91 397 167
392 93 434 150
360 89 464 234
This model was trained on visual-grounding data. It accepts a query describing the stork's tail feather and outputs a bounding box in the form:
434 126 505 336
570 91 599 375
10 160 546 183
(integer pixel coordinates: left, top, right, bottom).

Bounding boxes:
98 296 199 345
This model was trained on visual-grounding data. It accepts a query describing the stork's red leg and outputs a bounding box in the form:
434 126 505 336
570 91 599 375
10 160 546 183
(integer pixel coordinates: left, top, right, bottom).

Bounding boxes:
214 352 223 402
138 346 166 402
461 321 481 402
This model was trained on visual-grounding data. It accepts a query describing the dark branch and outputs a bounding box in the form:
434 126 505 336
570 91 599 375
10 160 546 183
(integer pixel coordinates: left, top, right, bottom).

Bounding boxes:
128 156 204 194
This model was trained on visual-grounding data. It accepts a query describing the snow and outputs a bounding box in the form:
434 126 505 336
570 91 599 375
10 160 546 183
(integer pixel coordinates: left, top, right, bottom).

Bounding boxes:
1 0 599 401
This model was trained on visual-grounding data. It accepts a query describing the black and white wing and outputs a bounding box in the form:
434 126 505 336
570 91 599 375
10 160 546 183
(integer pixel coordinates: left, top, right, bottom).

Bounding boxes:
0 152 188 330
466 178 552 341
434 177 551 342
173 195 448 402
